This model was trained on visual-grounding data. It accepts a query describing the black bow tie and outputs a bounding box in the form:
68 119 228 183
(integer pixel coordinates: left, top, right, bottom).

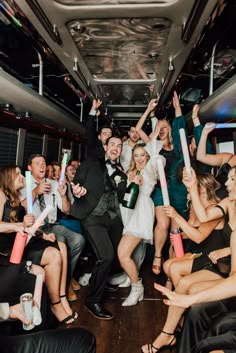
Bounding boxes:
106 159 117 167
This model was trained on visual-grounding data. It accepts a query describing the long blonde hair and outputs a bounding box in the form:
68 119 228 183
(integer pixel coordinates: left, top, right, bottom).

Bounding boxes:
128 143 150 173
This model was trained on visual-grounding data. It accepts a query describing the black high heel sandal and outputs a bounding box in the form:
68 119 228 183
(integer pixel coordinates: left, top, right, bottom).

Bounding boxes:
141 330 176 353
60 294 79 320
159 330 176 351
51 300 75 325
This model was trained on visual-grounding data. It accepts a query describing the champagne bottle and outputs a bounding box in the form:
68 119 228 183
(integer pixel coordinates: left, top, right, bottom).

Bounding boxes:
122 170 140 209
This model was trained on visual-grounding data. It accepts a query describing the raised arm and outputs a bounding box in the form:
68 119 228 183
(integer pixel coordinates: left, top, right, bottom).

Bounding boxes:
171 91 188 156
191 104 201 128
135 98 158 143
172 90 182 117
196 123 233 166
192 105 214 173
86 99 103 152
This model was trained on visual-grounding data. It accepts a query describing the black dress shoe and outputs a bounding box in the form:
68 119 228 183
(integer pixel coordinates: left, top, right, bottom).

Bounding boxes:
104 283 118 292
84 303 113 320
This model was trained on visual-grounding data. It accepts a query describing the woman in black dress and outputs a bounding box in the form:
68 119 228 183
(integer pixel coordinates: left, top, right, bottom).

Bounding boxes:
141 172 227 353
152 166 236 353
196 122 236 199
163 172 227 289
154 232 236 353
0 165 76 325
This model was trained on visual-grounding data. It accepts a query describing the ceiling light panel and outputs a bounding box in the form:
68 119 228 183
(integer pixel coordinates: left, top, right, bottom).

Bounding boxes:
67 18 171 81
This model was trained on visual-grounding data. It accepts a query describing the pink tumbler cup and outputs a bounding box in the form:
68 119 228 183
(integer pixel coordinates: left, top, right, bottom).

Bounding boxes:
10 232 27 264
170 228 184 258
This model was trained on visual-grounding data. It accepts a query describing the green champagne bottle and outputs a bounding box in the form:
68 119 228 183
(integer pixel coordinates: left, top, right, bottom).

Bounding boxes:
122 170 140 209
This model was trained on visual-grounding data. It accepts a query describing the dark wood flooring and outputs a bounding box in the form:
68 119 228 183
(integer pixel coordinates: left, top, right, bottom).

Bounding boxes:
70 260 176 353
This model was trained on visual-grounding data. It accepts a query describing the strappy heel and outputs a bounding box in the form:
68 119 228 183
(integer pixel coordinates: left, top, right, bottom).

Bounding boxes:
152 255 162 275
141 343 160 353
159 330 176 351
51 300 75 325
51 300 62 307
141 330 176 353
60 294 79 320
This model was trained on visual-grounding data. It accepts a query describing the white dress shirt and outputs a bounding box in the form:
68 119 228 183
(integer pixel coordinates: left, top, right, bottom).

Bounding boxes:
20 178 63 224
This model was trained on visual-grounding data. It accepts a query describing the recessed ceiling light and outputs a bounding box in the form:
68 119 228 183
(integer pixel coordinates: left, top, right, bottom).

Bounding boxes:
148 53 159 59
73 24 86 33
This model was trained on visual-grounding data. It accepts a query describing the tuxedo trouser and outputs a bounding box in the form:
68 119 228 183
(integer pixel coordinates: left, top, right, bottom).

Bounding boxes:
82 212 123 303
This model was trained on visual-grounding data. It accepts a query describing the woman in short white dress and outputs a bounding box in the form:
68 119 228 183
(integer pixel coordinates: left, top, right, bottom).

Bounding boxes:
118 137 165 306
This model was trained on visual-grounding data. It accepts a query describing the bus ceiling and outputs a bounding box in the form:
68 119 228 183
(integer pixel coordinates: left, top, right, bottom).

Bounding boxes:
0 0 235 134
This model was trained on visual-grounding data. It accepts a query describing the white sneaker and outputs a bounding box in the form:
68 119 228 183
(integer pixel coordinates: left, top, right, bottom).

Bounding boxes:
118 276 131 288
78 273 92 286
108 273 128 285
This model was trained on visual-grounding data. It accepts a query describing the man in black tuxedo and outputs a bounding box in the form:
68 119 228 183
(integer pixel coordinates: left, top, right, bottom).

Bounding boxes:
70 136 127 320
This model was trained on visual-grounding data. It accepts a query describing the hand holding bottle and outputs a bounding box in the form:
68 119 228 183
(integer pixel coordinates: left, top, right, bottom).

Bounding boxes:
122 171 140 209
133 174 143 186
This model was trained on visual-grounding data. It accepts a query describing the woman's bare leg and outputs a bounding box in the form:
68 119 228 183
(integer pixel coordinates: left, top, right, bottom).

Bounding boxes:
169 258 193 287
57 241 75 316
118 234 142 283
177 270 223 295
153 207 170 274
163 253 192 282
188 277 224 294
40 246 73 323
142 271 222 351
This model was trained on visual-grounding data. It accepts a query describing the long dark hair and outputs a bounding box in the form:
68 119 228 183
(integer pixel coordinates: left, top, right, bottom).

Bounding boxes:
0 165 21 222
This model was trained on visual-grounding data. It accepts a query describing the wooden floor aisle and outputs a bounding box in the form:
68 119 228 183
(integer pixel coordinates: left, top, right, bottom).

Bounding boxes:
70 260 176 353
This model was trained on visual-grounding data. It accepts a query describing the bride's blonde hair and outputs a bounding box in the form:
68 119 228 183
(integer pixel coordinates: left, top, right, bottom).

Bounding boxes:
128 143 150 173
